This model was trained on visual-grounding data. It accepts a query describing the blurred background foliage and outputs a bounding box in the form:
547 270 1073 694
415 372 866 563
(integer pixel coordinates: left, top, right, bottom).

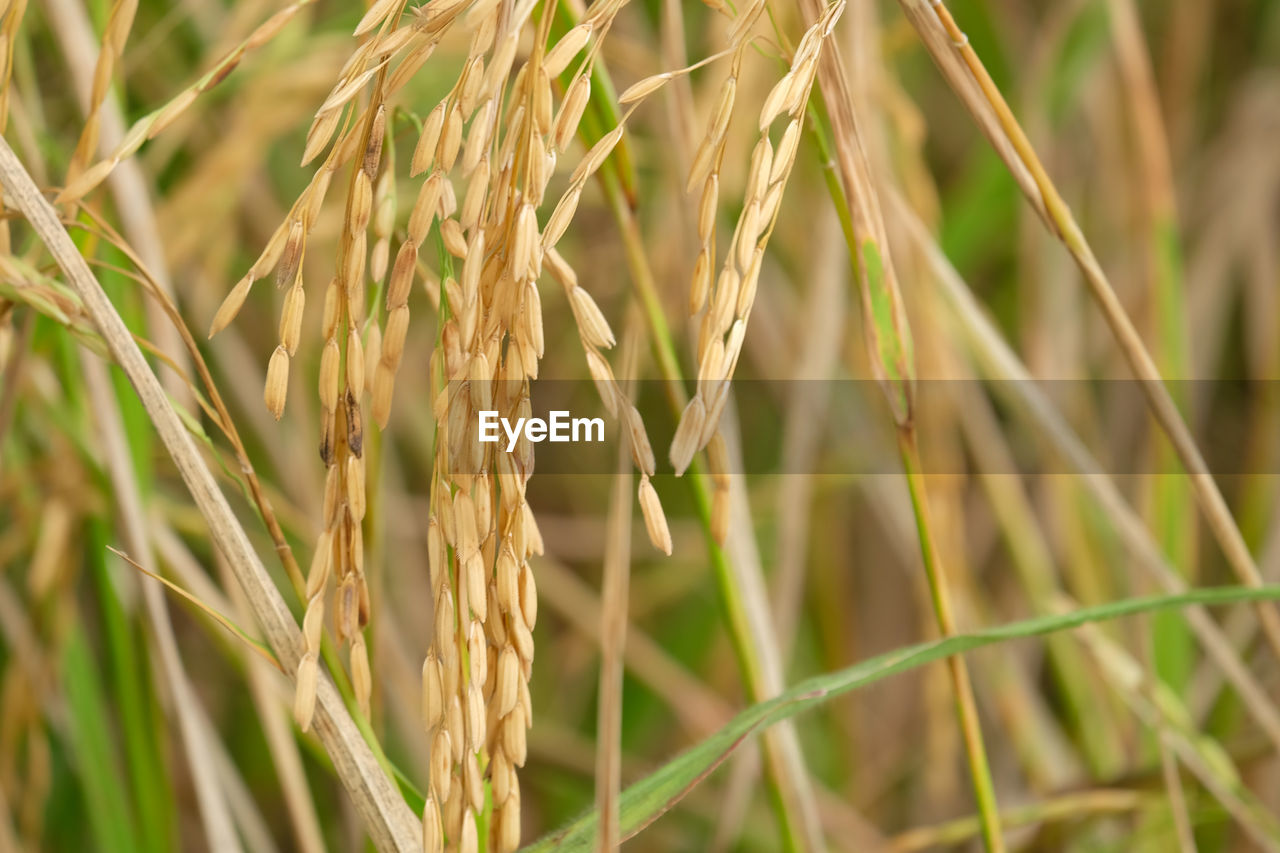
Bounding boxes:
2 0 1280 850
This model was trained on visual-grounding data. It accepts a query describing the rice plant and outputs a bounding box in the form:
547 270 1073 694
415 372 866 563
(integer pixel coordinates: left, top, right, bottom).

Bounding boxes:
1 0 1279 850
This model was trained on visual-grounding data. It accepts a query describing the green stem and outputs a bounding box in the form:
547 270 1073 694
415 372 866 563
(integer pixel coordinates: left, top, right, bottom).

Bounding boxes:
599 157 814 853
898 429 1004 853
803 82 1004 851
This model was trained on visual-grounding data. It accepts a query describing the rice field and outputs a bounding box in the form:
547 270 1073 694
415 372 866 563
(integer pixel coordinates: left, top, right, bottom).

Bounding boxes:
1 0 1279 850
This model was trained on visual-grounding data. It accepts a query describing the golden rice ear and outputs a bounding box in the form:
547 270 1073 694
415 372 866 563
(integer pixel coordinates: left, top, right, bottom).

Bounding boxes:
318 338 340 413
421 652 445 732
292 652 319 732
542 186 581 250
302 593 324 653
387 241 417 311
458 810 478 853
553 75 591 153
236 4 692 847
422 797 443 853
263 345 290 420
437 103 464 172
305 530 333 599
276 219 305 287
385 304 411 367
698 175 719 244
623 404 656 476
209 275 253 338
567 285 616 349
413 104 446 177
669 396 706 477
303 109 343 166
350 635 371 719
543 23 591 77
345 326 365 398
618 71 672 104
440 217 468 258
495 797 521 853
428 728 452 803
638 475 672 555
771 119 802 184
279 284 305 355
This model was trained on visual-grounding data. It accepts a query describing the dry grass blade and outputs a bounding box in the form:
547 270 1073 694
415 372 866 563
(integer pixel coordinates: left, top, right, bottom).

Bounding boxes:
773 209 845 652
890 790 1149 852
890 192 1280 757
797 0 1002 846
0 136 421 852
595 342 635 851
108 546 277 668
895 0 1280 662
81 353 241 853
1072 615 1280 850
718 412 827 852
54 0 318 205
890 1 1049 228
63 0 138 189
671 0 847 473
43 0 194 410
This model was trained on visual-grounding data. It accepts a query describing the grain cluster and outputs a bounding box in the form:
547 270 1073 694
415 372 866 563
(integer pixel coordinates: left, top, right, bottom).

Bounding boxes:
669 1 843 509
208 0 680 847
204 0 852 848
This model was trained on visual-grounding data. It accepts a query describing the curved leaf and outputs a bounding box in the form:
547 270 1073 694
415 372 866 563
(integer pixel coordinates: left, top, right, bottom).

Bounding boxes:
523 584 1280 851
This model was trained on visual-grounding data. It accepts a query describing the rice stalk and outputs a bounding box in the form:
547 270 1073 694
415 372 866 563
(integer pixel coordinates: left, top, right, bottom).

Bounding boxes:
790 1 1003 847
391 3 672 847
586 53 832 846
895 0 1280 661
79 352 241 852
594 319 639 853
892 192 1280 758
0 134 422 852
669 1 845 489
1106 2 1196 841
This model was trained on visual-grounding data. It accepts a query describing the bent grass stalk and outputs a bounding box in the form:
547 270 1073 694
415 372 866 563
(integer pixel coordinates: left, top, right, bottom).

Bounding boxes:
1107 0 1197 840
892 789 1150 852
69 209 392 776
792 1 1004 847
0 135 422 852
897 0 1280 661
892 193 1280 760
898 430 1003 853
